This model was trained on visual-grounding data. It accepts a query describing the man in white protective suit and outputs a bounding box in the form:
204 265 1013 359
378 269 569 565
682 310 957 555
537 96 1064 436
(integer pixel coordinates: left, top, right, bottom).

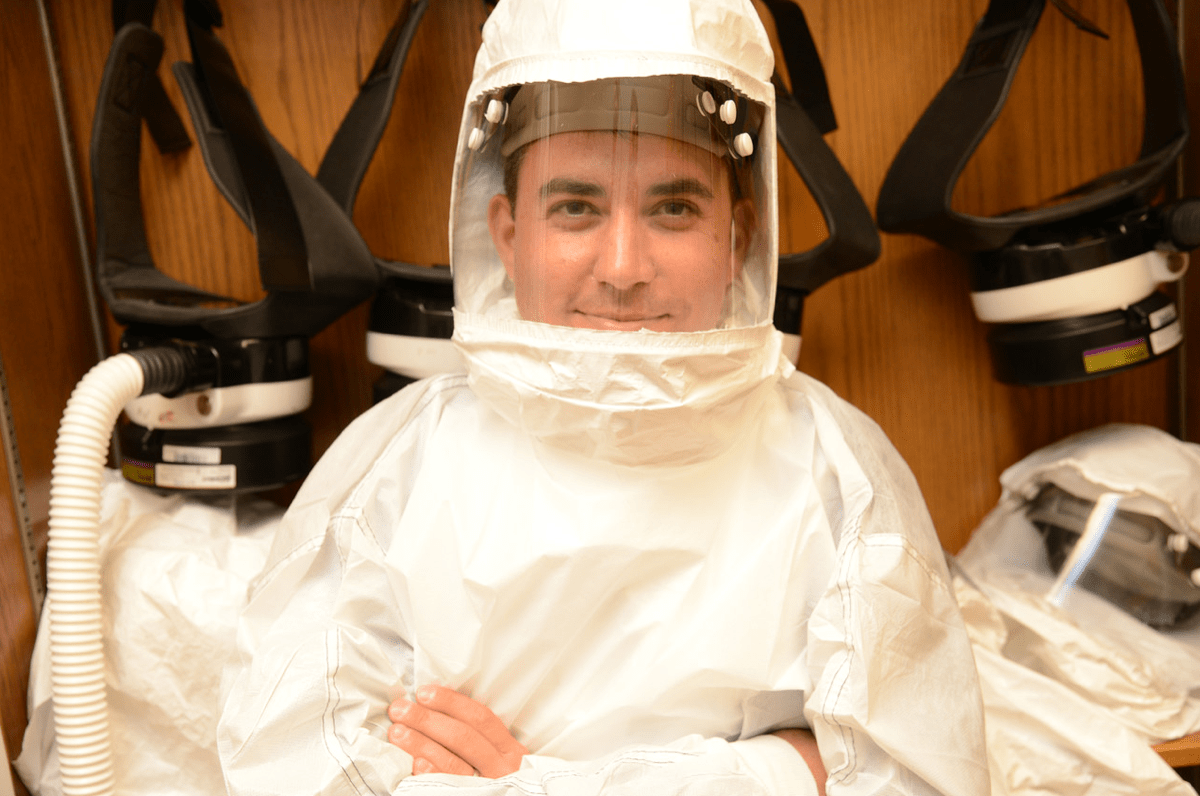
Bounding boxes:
216 1 991 794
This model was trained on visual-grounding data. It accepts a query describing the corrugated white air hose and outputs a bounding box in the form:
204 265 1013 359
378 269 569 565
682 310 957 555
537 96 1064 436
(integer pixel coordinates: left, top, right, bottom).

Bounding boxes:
46 348 195 796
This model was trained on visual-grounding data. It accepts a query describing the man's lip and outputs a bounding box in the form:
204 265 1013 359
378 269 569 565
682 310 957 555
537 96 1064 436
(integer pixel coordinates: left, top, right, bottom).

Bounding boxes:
574 311 669 330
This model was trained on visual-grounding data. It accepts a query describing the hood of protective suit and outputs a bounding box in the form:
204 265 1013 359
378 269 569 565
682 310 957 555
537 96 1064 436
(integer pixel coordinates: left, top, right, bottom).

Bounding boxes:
449 0 785 466
998 423 1200 544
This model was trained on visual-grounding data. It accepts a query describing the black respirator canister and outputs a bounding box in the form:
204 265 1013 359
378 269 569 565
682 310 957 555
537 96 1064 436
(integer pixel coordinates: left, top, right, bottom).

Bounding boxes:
876 0 1197 386
93 0 387 492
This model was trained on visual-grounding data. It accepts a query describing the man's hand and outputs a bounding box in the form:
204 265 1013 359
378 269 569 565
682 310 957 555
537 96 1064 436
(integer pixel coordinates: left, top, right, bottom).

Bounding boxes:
388 685 529 778
772 729 826 796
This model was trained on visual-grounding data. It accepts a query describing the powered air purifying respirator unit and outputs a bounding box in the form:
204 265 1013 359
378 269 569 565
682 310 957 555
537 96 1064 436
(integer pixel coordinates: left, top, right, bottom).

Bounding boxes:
45 2 414 792
877 0 1199 386
93 0 400 493
365 0 881 402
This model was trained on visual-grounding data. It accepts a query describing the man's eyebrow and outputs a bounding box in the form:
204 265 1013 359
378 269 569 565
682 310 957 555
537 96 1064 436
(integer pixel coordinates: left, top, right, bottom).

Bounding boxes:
647 178 713 199
540 178 605 199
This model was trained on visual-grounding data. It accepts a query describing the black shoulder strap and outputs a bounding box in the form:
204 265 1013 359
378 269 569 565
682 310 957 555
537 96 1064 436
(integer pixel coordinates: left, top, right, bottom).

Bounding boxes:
92 20 238 317
760 0 836 135
182 0 310 292
875 0 1188 252
180 1 428 223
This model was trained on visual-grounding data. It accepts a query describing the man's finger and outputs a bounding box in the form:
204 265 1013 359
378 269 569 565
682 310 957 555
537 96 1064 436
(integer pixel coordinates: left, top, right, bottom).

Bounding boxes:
387 724 476 777
415 685 529 757
391 696 509 775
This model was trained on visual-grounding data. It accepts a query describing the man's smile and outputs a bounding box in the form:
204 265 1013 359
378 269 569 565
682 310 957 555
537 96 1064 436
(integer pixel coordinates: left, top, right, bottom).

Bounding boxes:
573 309 671 330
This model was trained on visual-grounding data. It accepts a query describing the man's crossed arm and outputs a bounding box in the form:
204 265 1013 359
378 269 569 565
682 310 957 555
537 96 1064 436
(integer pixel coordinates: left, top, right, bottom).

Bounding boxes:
388 685 826 794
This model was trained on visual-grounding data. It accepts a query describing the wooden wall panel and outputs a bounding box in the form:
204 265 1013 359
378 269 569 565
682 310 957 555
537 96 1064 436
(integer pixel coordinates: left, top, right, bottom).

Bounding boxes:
1 0 105 792
0 401 34 796
1184 0 1200 445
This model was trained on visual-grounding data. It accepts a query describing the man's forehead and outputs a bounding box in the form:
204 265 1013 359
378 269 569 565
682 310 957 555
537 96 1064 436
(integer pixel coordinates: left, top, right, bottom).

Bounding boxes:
520 131 725 193
538 177 714 200
530 130 720 164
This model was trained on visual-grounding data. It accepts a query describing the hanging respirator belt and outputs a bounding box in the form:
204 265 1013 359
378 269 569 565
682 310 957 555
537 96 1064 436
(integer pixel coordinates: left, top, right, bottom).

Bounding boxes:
94 1 381 340
760 0 880 333
875 0 1188 253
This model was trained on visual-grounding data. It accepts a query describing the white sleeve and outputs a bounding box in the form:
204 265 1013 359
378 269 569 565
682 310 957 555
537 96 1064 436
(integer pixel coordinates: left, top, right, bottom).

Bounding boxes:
733 734 821 796
801 386 991 796
382 736 818 796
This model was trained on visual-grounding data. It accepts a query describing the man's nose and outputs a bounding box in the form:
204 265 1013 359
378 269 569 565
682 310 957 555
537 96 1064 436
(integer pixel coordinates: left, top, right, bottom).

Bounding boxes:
592 206 654 290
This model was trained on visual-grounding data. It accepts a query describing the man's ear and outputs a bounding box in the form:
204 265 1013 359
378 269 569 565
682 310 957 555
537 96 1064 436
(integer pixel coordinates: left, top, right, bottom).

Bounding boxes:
731 198 755 277
488 194 517 280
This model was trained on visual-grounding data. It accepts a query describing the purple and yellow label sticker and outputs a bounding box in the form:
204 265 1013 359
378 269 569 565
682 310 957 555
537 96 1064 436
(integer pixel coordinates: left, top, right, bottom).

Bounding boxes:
1083 338 1149 374
121 459 156 486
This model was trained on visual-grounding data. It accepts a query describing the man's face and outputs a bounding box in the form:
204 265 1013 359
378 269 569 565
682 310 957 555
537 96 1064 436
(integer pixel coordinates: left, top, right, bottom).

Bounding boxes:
487 131 751 332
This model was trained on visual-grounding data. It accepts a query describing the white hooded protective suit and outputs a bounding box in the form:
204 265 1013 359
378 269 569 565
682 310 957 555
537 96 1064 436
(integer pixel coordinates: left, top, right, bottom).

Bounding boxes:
216 1 990 794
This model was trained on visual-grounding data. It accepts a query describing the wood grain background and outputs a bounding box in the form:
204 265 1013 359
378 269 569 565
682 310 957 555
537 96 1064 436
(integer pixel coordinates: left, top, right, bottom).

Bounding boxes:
2 0 1196 792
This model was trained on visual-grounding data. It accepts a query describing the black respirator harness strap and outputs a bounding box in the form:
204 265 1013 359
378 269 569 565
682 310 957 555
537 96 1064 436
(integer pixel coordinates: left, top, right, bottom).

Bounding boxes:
183 0 309 293
316 0 448 287
93 0 381 340
316 0 430 216
179 0 429 221
760 0 881 332
175 0 442 289
875 0 1189 253
111 0 191 153
92 13 240 320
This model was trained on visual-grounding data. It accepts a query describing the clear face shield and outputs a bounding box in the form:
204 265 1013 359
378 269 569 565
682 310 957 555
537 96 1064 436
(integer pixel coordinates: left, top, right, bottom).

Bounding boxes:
1031 485 1200 629
451 75 773 332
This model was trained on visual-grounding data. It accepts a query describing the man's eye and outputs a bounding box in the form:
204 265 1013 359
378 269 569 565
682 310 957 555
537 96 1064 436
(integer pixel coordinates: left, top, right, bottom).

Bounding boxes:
656 200 696 217
552 200 594 217
651 200 701 227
